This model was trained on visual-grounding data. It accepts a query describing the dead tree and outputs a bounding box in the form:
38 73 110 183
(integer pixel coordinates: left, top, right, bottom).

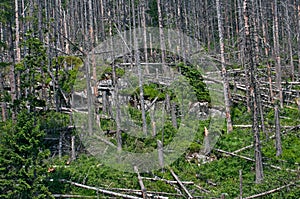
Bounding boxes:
274 104 282 156
216 0 233 133
273 0 283 108
243 0 264 184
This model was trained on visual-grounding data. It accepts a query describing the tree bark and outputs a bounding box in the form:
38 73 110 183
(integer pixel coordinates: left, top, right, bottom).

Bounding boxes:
157 0 167 74
171 102 178 128
134 166 147 199
243 0 264 184
284 2 295 81
0 72 7 121
239 170 243 199
141 0 149 74
297 3 300 80
71 135 76 160
9 23 16 120
273 0 283 108
157 140 164 169
216 0 233 133
274 104 282 156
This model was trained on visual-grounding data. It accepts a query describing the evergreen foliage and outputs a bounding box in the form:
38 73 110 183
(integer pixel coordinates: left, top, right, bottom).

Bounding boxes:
0 111 52 199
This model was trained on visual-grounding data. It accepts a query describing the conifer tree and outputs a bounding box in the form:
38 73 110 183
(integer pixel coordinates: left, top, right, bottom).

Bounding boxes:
0 111 52 198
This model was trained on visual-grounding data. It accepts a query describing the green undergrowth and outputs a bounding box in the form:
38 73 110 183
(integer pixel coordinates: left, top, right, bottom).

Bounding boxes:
47 103 300 198
47 66 300 198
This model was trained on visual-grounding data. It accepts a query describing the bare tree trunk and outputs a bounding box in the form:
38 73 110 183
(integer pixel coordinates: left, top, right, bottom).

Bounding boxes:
297 3 300 80
63 10 70 54
150 104 157 136
85 59 93 135
59 132 63 159
132 0 147 136
165 94 171 113
102 90 107 114
141 0 149 74
205 0 211 51
274 104 282 156
157 0 167 74
0 72 7 121
239 170 243 199
216 0 233 133
88 0 98 98
251 0 265 134
203 127 210 155
134 166 147 199
171 102 177 128
109 7 122 151
284 2 295 81
15 0 21 64
238 0 251 112
260 2 274 104
71 135 76 160
9 23 16 120
157 140 164 170
99 0 105 40
112 63 122 152
273 0 283 108
14 0 21 101
243 0 263 184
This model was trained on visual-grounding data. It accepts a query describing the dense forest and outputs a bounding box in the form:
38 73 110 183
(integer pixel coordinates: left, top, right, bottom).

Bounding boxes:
0 0 300 198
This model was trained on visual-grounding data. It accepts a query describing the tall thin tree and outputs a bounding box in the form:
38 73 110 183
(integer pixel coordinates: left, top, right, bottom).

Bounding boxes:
216 0 233 133
243 0 264 184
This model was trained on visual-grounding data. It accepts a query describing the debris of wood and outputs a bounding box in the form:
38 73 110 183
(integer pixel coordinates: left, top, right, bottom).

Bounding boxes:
194 185 211 193
141 176 194 185
134 166 147 199
214 148 297 172
169 168 194 198
243 181 299 199
106 187 183 197
52 194 97 198
232 124 300 154
59 179 142 199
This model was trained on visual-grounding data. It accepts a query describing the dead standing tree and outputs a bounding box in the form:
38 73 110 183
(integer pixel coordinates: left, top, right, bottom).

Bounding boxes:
243 0 264 184
216 0 233 133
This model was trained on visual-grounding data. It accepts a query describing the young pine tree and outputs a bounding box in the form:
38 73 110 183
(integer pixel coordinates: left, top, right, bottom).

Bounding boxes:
0 111 53 199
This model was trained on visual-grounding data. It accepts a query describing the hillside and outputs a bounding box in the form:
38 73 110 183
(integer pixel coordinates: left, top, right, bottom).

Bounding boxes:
1 0 300 198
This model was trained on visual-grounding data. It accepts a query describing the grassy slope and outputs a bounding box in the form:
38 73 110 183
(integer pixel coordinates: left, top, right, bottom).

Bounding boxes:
47 102 300 198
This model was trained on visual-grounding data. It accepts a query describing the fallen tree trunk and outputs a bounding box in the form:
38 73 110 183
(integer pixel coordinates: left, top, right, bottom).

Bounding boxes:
169 168 194 199
106 187 183 197
243 181 299 199
141 176 194 185
53 194 96 198
59 179 142 199
214 149 297 172
232 124 300 154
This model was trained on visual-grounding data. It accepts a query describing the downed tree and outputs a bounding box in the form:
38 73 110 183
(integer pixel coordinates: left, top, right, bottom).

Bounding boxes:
58 179 172 199
214 149 297 172
106 187 183 197
52 194 97 198
141 176 194 185
169 168 194 199
243 181 299 199
134 166 147 199
232 124 300 154
59 179 142 199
